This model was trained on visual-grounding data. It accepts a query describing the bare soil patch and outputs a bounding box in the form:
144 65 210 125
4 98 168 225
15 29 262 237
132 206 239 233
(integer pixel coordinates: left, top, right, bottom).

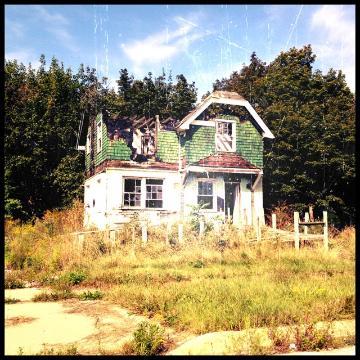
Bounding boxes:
4 288 193 355
5 316 37 327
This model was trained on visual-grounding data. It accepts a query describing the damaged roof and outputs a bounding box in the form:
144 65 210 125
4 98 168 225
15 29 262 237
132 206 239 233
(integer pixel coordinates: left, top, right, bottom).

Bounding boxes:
194 152 260 170
176 91 274 139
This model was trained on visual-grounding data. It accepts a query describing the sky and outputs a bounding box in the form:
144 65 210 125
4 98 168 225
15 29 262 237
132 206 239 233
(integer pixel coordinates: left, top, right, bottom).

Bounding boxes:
5 4 355 101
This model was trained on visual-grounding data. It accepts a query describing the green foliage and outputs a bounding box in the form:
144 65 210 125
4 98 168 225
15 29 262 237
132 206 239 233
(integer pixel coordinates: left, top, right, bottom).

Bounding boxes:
131 321 166 355
36 344 78 355
32 290 75 302
295 323 334 351
5 297 20 304
5 272 25 289
5 56 196 222
213 45 355 227
67 270 87 285
78 290 103 300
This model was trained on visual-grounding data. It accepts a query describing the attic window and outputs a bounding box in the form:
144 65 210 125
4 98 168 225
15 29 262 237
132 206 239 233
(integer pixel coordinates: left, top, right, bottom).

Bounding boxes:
141 134 155 156
97 120 102 153
215 119 236 152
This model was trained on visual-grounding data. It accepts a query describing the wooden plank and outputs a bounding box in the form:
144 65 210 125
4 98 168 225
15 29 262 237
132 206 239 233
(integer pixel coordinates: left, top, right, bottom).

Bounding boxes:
294 212 300 250
141 223 147 244
299 221 325 225
323 211 329 251
299 234 323 240
304 212 309 237
272 213 277 230
256 216 261 242
309 206 314 222
199 219 205 236
178 223 184 244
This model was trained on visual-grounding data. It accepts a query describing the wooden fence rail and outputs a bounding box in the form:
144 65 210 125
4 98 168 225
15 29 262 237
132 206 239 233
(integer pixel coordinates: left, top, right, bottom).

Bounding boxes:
71 209 329 251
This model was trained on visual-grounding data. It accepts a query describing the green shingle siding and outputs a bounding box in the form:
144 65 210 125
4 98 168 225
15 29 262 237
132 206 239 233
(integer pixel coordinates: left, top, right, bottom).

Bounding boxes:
182 125 216 164
107 140 132 160
85 111 264 172
236 119 263 168
157 130 178 163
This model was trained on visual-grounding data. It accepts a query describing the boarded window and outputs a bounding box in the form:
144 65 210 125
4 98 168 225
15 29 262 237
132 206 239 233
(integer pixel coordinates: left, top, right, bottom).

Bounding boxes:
123 178 141 207
215 120 235 152
146 179 163 208
198 181 213 209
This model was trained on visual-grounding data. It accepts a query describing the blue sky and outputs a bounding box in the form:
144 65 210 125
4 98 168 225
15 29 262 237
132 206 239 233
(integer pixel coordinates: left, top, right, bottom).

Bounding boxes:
5 4 355 101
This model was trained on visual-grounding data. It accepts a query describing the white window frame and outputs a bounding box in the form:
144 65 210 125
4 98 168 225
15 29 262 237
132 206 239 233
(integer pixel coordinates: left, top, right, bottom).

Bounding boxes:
215 119 236 152
97 120 102 153
123 177 142 208
197 179 215 211
122 177 164 209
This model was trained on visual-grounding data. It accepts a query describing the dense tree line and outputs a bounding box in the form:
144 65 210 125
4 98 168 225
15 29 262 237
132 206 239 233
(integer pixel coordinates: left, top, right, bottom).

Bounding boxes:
5 45 355 227
213 45 355 227
5 56 197 221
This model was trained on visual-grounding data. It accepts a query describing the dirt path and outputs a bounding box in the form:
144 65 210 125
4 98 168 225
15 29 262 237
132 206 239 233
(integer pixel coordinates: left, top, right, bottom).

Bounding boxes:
5 288 192 355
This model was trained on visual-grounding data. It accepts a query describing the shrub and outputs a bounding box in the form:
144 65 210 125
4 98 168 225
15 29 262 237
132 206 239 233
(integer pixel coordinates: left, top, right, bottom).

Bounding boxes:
131 321 166 355
5 272 25 289
295 323 334 351
32 290 75 302
5 297 20 304
67 270 87 285
78 290 103 300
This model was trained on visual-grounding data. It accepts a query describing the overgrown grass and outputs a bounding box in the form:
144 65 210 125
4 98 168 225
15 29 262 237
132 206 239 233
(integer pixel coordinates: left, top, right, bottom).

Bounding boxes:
4 202 355 336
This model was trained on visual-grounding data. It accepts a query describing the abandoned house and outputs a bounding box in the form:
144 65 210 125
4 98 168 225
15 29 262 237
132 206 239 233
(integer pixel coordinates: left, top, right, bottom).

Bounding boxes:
79 91 274 229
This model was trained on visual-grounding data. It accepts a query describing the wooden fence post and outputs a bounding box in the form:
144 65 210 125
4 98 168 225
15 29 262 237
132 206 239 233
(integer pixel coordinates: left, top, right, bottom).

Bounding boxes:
78 233 84 250
109 230 116 246
165 222 171 245
294 212 300 250
178 223 183 244
256 216 261 242
323 211 328 251
272 213 277 230
141 222 148 244
199 218 205 236
309 206 314 222
304 212 309 237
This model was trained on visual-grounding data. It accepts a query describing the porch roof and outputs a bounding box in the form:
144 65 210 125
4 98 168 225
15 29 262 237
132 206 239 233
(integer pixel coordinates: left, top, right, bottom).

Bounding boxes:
193 153 260 169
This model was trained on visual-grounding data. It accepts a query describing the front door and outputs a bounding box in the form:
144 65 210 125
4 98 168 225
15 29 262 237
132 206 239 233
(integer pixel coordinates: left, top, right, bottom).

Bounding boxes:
225 182 238 218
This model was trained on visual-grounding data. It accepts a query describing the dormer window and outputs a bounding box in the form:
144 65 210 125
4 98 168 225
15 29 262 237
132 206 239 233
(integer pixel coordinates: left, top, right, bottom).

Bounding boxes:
215 119 236 152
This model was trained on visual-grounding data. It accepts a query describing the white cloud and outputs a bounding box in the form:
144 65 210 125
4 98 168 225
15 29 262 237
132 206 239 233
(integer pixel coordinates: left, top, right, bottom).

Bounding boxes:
33 5 69 25
34 5 78 54
311 5 355 92
5 49 41 69
120 13 210 71
6 19 24 39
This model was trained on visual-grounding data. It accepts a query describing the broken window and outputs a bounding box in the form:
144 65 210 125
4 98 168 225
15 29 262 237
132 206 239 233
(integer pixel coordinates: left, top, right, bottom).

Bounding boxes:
141 135 155 156
198 181 213 209
123 178 163 208
146 179 163 208
123 178 141 207
215 120 236 152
